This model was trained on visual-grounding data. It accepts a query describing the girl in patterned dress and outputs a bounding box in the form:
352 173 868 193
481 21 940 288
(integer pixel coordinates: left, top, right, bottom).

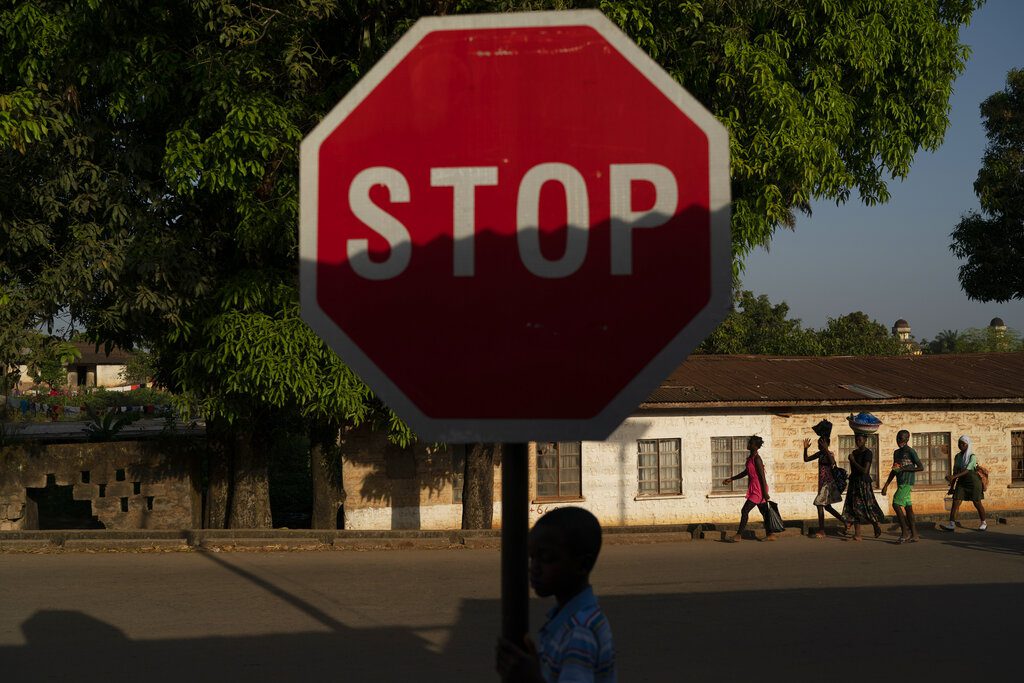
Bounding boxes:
803 436 848 538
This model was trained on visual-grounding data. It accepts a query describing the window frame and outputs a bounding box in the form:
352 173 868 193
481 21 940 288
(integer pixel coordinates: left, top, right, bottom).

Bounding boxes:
535 442 583 502
1012 431 1024 484
637 438 683 497
711 436 749 494
911 432 952 487
838 434 881 489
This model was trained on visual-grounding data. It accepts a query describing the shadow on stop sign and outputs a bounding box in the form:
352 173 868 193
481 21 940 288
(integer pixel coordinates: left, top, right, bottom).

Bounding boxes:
300 10 731 443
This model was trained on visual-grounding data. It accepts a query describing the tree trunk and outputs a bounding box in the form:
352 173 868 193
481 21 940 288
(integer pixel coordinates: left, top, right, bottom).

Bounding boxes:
227 423 273 529
461 443 498 529
310 422 345 529
204 417 231 529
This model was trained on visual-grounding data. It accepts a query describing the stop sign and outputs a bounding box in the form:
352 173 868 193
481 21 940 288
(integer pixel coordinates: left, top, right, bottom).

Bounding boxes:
300 10 730 442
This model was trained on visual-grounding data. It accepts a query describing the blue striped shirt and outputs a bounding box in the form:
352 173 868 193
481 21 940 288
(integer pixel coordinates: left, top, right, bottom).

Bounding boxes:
538 586 616 683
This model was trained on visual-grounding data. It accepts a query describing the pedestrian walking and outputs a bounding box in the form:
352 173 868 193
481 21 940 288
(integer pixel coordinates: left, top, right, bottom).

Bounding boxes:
803 435 848 538
722 436 776 542
940 435 987 531
842 433 885 540
880 430 923 543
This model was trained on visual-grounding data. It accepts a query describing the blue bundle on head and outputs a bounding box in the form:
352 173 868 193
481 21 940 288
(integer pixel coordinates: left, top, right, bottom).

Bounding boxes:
847 412 882 434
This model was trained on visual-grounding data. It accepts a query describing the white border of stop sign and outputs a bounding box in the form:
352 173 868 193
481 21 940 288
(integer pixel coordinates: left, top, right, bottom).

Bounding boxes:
300 10 731 442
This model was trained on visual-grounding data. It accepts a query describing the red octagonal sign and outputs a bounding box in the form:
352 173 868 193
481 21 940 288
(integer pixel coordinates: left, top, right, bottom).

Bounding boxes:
300 11 730 442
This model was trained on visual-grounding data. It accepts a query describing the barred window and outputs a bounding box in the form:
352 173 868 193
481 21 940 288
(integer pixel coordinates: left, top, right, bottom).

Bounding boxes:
712 437 749 493
536 442 582 500
1012 431 1024 483
911 432 951 486
637 439 682 496
839 434 881 487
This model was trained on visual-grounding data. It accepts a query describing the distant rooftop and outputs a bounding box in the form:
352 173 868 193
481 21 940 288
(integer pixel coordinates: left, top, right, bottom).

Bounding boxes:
71 342 133 365
643 353 1024 408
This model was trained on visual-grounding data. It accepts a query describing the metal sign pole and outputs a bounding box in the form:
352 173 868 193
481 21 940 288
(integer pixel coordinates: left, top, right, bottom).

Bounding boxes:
501 442 529 644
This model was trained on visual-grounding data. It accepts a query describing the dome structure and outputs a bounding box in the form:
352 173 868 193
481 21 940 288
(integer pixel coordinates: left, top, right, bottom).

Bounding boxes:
990 317 1006 328
893 319 910 330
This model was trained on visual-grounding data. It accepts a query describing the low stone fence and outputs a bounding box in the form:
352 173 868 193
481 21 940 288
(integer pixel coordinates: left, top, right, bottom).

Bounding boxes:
0 439 202 531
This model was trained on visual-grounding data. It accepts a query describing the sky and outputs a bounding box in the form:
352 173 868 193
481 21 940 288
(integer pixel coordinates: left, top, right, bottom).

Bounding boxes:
742 0 1024 342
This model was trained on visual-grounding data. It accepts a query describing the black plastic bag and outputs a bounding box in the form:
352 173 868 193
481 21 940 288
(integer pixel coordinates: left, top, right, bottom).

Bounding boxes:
762 501 785 534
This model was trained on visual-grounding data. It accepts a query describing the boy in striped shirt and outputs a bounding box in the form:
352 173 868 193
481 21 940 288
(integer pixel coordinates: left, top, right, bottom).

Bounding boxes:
497 507 617 682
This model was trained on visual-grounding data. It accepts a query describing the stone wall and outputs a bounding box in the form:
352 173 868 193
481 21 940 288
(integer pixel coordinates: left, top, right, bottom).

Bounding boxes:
535 412 773 527
340 425 502 530
0 440 201 530
337 404 1024 530
770 406 1024 515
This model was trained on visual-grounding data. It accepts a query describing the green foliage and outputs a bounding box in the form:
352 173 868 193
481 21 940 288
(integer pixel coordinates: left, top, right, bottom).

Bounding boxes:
697 290 820 354
817 312 904 356
22 334 80 390
118 348 155 385
77 387 170 413
923 326 1023 353
698 290 906 356
1 1 979 440
951 68 1024 302
84 410 142 442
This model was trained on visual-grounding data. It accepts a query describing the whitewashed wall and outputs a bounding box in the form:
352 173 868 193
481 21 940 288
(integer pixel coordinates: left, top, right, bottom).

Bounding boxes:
95 364 128 387
345 502 503 531
527 413 795 527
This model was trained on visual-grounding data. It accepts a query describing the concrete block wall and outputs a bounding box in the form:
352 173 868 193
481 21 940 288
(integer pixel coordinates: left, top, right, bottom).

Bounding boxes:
771 406 1024 516
534 413 774 527
0 440 201 530
340 425 502 530
337 404 1024 530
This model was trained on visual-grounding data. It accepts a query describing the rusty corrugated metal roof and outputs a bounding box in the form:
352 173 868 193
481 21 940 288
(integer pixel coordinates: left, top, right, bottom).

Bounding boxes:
642 353 1024 407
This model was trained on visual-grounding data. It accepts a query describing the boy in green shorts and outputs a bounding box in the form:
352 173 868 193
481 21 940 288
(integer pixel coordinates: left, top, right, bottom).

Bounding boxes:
881 429 924 543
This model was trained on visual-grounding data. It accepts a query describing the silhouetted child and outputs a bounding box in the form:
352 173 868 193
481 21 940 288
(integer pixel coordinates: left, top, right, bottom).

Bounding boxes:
496 507 617 682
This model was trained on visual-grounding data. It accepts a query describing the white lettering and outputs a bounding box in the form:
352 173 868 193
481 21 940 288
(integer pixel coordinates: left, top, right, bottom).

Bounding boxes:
430 167 499 277
516 163 590 279
347 167 412 280
609 163 678 275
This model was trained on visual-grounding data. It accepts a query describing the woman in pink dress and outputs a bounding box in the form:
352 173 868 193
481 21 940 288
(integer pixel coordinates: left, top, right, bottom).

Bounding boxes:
722 436 776 542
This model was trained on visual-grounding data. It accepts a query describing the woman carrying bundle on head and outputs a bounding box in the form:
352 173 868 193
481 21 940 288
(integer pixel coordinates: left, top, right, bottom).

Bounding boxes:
842 414 886 541
803 420 849 538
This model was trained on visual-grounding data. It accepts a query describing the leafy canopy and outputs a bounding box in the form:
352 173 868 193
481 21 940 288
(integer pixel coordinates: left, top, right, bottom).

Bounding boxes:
697 290 904 356
951 68 1024 302
0 1 979 437
922 326 1023 353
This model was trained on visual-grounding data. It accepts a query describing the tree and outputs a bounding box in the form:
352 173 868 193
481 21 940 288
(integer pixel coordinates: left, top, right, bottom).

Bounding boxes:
927 329 962 354
951 69 1024 302
697 290 820 355
118 348 154 386
698 291 905 356
950 327 1022 353
2 1 981 526
816 312 905 356
23 334 80 391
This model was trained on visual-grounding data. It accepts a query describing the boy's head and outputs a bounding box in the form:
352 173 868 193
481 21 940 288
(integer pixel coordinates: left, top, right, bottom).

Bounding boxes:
528 507 602 599
896 429 910 446
748 435 764 451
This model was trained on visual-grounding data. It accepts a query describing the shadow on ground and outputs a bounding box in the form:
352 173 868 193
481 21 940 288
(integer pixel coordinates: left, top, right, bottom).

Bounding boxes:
3 542 1022 682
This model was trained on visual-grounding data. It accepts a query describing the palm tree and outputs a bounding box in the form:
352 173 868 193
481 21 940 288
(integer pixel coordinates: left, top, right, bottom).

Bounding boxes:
931 329 961 354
